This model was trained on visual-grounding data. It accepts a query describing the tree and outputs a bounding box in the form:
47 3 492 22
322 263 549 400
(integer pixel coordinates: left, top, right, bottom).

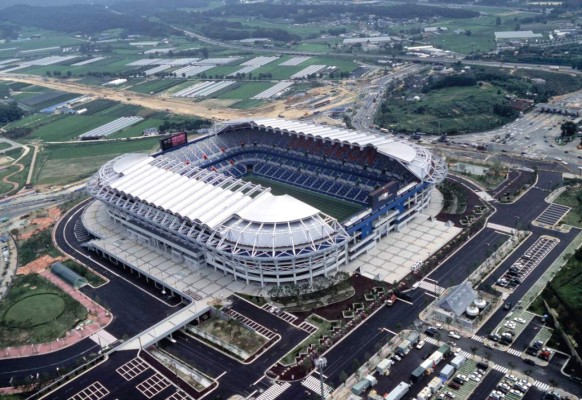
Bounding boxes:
302 357 313 372
560 121 577 137
339 370 348 383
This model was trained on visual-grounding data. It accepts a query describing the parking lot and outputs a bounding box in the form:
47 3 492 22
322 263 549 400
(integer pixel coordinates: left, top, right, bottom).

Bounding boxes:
495 236 558 292
533 204 571 227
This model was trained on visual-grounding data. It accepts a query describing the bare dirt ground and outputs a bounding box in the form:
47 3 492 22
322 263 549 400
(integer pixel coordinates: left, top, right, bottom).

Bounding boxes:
19 207 61 241
0 74 357 121
17 254 67 275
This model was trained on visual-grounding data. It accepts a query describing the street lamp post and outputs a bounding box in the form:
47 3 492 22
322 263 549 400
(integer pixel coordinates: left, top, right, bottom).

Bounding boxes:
315 357 327 400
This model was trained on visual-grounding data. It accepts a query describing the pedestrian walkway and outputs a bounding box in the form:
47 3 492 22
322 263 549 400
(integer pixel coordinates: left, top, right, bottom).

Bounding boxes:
491 364 509 374
225 309 277 340
255 382 291 400
533 380 551 391
89 329 118 348
534 204 570 227
471 335 485 343
424 337 440 346
302 375 332 399
486 223 516 235
458 350 472 359
507 348 522 357
418 280 445 295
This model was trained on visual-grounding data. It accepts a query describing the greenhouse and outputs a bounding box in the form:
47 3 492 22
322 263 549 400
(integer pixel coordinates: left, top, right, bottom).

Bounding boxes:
51 262 88 289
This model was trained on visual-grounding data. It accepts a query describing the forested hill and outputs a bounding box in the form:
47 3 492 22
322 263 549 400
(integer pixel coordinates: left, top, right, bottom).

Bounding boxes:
0 4 171 36
201 3 480 22
0 0 111 9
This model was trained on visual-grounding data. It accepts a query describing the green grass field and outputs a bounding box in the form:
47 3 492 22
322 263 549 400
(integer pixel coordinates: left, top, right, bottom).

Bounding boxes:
35 138 160 185
554 187 582 228
216 81 273 99
109 118 164 138
0 165 21 196
242 174 362 222
377 84 514 134
27 115 116 141
0 274 87 346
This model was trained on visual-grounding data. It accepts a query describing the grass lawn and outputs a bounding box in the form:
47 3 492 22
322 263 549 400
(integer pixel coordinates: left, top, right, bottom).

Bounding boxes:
0 274 87 346
27 115 115 141
216 81 273 100
554 186 582 228
0 165 21 196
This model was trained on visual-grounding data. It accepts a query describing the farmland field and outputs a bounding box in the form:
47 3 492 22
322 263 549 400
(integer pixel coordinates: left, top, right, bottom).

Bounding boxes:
129 79 186 94
36 138 160 184
27 115 116 141
216 81 273 100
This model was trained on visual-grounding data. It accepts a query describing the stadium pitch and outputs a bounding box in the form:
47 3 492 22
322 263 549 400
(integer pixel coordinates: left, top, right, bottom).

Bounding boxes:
243 174 363 222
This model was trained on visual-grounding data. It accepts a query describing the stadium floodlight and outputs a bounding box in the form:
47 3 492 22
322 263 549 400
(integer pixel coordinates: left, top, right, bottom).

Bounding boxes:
315 357 327 400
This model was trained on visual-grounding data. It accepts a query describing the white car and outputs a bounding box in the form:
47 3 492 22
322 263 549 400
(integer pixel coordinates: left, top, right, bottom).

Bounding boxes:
449 331 461 339
469 374 481 382
457 375 468 383
416 340 426 349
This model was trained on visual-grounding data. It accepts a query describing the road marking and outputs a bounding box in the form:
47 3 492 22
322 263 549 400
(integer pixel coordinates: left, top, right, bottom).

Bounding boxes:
216 371 227 380
381 327 397 335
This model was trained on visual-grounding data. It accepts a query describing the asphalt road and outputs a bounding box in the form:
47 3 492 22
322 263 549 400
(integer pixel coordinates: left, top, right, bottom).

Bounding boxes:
467 370 505 400
427 228 510 287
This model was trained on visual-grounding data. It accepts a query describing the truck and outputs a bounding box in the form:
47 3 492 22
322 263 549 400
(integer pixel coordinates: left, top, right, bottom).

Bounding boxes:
418 387 432 400
397 340 412 355
450 355 466 370
407 331 420 345
428 377 443 393
411 366 426 382
429 351 443 365
439 364 455 380
385 382 410 400
352 380 370 395
376 359 393 375
365 374 378 387
549 66 560 70
386 293 397 306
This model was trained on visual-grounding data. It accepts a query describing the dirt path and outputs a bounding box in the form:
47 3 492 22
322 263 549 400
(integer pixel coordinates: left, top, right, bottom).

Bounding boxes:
25 145 38 186
0 74 357 121
1 163 23 192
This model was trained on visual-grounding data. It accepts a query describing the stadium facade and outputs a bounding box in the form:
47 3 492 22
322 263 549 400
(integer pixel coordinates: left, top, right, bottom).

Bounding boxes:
86 119 447 286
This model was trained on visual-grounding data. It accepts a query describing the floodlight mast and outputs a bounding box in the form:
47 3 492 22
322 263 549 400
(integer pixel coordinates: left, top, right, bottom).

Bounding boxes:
315 357 327 400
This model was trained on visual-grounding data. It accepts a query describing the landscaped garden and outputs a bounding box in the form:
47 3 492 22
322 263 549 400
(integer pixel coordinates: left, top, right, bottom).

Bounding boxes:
186 314 268 361
0 274 88 346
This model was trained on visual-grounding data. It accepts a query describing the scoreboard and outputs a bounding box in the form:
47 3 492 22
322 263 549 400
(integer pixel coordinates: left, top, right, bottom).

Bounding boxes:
160 132 187 151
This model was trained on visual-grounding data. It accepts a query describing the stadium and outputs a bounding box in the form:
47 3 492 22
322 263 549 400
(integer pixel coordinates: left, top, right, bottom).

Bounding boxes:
85 119 447 286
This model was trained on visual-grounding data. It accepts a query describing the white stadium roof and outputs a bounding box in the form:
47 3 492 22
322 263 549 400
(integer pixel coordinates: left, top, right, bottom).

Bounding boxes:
243 118 445 183
92 118 445 256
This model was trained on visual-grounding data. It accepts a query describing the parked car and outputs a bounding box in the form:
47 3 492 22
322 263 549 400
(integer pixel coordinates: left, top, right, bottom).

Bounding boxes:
416 340 426 350
448 382 461 390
